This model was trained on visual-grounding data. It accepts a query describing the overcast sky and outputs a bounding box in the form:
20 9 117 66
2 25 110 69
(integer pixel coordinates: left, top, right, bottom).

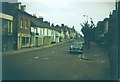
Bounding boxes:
18 0 115 34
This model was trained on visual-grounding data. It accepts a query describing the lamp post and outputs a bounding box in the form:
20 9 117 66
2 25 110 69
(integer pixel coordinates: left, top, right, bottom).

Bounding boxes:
83 15 88 23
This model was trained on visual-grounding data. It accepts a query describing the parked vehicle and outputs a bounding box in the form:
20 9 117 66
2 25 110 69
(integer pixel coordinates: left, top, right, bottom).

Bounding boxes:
69 41 84 54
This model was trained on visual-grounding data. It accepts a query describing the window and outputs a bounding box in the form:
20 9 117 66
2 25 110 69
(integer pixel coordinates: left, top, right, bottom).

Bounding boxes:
25 19 28 29
20 18 23 28
22 37 29 46
22 37 25 45
40 29 42 35
2 19 12 34
8 21 12 34
2 19 8 28
26 37 29 44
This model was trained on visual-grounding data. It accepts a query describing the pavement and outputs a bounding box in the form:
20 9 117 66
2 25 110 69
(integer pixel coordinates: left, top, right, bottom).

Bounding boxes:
2 42 65 56
80 42 109 63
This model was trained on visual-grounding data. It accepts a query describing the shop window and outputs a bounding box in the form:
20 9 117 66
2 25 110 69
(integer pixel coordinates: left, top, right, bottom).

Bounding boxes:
26 37 29 44
22 37 25 45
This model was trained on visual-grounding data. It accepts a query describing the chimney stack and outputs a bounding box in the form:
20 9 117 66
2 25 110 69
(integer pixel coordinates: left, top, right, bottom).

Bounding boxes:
21 5 26 11
61 24 64 27
33 14 37 17
44 21 50 26
37 16 43 22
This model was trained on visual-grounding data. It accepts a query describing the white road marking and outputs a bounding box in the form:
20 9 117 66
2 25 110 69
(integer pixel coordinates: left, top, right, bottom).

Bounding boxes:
35 56 39 59
43 58 49 60
51 51 54 53
101 60 104 63
78 55 81 58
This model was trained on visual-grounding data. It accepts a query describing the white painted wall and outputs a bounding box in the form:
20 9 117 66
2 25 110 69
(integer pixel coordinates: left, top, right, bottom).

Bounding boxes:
43 28 47 36
47 29 52 36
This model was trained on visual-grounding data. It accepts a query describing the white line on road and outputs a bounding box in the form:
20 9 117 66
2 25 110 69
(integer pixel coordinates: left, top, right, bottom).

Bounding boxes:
51 51 54 54
35 56 39 59
43 58 49 60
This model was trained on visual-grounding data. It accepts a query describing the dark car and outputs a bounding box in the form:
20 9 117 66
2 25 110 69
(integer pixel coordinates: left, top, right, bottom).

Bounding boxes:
69 41 84 54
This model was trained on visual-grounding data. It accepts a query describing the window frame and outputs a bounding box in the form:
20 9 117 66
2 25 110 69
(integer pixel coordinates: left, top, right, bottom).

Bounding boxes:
20 18 24 28
25 19 28 29
8 21 13 35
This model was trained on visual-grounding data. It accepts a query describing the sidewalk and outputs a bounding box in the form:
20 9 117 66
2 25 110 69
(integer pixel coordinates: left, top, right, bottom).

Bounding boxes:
2 42 65 56
81 42 108 62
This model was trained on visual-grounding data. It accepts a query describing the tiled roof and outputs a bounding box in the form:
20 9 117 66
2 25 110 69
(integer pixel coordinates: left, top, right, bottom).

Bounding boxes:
31 17 44 28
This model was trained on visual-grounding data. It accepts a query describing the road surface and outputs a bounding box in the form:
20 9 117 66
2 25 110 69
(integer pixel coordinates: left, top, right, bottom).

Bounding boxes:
2 42 110 80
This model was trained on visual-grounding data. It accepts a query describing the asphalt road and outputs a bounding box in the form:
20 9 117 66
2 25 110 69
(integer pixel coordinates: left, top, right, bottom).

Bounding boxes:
2 42 110 80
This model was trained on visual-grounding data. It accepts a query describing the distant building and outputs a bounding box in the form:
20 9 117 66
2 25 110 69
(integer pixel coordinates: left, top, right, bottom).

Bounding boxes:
68 26 76 39
107 9 118 46
30 16 44 47
95 18 109 43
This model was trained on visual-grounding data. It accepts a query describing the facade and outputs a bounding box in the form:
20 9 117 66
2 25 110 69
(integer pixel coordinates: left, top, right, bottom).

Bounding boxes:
55 30 60 43
1 12 14 51
95 18 109 43
43 27 52 45
107 10 118 46
2 2 31 50
69 26 76 39
30 16 44 47
1 2 17 51
1 2 78 51
59 29 64 42
16 9 31 49
61 24 70 40
43 21 52 45
103 18 109 34
54 25 61 42
51 29 56 43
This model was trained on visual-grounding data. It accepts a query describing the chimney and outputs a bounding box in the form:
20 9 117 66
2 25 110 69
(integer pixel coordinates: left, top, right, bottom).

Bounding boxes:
21 5 26 11
61 24 64 27
44 21 50 26
37 16 43 22
33 14 37 17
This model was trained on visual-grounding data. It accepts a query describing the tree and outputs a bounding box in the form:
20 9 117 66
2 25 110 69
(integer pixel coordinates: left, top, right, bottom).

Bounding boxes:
81 22 91 49
80 19 95 49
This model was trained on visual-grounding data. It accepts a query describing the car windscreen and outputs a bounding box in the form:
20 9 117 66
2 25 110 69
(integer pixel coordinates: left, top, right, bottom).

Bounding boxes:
72 42 82 47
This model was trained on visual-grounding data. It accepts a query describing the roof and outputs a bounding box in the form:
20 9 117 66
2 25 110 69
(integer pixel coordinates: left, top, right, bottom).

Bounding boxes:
31 17 44 28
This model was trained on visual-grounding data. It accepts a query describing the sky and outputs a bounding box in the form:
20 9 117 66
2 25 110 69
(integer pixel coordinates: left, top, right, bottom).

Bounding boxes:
18 0 116 34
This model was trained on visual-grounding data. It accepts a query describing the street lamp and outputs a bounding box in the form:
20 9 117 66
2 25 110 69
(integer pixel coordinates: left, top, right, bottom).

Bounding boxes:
83 15 88 23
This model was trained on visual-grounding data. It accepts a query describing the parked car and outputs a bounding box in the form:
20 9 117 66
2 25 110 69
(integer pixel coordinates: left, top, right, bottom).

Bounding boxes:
69 41 84 54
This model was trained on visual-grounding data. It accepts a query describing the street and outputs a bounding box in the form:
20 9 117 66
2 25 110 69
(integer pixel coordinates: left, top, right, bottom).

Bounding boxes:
2 42 110 80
